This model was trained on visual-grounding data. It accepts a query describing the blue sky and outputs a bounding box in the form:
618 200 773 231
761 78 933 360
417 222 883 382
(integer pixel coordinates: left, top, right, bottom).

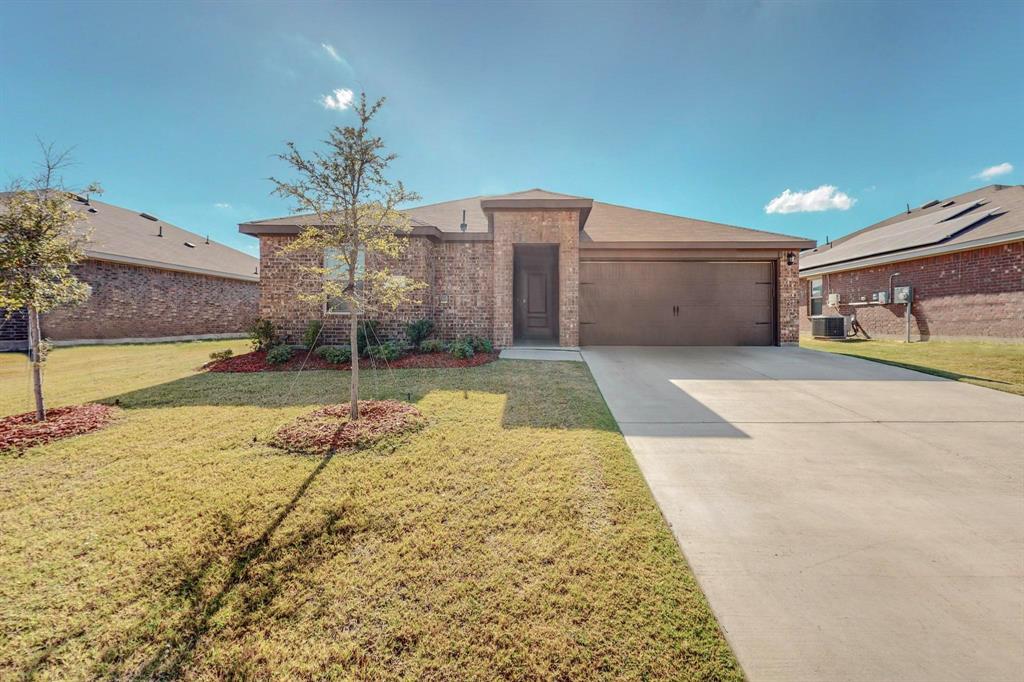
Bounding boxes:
2 1 1021 256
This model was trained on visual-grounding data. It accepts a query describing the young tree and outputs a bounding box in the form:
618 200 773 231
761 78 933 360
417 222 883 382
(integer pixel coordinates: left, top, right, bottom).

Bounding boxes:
270 94 422 419
0 144 92 420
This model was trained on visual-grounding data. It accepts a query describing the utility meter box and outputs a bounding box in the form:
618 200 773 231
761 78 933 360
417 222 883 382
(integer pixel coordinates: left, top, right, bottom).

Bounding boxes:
877 291 889 304
827 293 841 306
893 285 913 304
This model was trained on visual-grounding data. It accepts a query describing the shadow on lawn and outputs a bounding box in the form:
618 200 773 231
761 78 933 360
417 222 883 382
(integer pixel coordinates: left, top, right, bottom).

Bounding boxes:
92 448 361 679
825 351 1013 386
98 361 619 432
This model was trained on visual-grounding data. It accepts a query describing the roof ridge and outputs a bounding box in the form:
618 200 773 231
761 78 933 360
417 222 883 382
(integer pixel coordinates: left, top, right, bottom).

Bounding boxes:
591 200 812 242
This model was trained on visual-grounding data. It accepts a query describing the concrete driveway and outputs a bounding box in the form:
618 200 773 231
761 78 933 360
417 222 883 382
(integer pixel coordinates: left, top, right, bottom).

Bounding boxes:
582 346 1024 682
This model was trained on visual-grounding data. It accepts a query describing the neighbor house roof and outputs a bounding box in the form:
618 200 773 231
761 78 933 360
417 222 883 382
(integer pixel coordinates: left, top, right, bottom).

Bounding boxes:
2 192 259 281
240 189 813 249
800 184 1024 276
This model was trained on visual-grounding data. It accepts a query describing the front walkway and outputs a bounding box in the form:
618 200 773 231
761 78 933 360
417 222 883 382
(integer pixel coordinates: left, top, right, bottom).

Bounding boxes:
583 346 1024 682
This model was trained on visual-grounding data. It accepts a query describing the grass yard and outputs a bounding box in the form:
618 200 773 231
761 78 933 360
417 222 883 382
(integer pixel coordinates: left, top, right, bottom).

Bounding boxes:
0 341 739 681
801 337 1024 396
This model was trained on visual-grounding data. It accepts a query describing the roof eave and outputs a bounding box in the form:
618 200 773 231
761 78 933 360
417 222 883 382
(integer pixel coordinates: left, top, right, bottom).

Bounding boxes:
581 238 815 250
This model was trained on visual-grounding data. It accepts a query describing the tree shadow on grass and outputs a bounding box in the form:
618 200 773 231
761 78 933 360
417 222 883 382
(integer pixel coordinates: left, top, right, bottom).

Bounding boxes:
89 446 364 679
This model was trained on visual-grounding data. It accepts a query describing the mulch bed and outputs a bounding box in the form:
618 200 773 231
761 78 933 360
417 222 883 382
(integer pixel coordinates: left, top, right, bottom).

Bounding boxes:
0 404 120 453
270 400 425 456
205 350 497 373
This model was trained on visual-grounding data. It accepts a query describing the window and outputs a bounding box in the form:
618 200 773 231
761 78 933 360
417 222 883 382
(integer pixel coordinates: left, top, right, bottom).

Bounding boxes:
325 247 365 314
809 278 823 316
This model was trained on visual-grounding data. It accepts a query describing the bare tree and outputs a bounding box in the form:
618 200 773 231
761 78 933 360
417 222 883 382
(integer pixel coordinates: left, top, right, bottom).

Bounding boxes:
270 94 422 419
0 142 92 420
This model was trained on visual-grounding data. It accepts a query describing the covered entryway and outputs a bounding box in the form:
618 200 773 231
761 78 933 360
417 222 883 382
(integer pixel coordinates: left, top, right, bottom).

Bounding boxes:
513 245 559 344
579 260 775 345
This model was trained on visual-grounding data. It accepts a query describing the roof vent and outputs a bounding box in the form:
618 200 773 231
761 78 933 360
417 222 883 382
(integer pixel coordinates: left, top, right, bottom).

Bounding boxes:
459 209 467 232
920 199 940 209
88 207 98 213
184 241 195 248
941 200 955 207
140 212 159 221
158 225 163 238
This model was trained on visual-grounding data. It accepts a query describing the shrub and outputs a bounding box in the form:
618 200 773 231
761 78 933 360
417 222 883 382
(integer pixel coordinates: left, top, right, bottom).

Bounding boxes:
366 341 402 362
208 348 234 362
265 344 294 365
315 345 352 364
247 318 276 351
302 320 324 349
449 339 474 360
357 320 381 355
419 339 446 354
468 336 494 354
405 319 435 347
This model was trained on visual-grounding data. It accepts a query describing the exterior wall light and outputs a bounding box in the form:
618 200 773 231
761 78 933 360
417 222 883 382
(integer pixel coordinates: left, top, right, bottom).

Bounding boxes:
786 252 796 266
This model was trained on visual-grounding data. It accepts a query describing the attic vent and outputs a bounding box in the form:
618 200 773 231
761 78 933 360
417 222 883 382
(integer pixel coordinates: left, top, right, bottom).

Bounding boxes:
941 200 955 207
140 212 159 221
184 241 196 248
88 208 98 213
920 199 940 209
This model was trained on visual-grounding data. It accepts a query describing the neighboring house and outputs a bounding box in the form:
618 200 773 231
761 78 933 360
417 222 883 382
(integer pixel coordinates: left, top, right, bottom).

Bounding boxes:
0 194 259 351
799 184 1024 342
240 189 813 348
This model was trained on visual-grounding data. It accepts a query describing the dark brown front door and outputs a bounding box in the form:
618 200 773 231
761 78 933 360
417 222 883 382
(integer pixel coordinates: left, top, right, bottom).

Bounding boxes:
513 245 559 343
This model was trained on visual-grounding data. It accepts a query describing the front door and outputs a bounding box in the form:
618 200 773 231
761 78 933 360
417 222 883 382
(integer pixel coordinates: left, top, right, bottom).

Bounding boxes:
513 245 559 343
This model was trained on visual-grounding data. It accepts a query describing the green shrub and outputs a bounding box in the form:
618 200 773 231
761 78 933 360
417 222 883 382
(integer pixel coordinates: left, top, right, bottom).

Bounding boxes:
405 319 435 347
247 318 276 351
366 341 402 362
302 320 324 349
449 339 474 360
315 345 352 364
208 348 234 361
419 339 446 354
265 344 294 365
357 320 381 355
468 336 494 354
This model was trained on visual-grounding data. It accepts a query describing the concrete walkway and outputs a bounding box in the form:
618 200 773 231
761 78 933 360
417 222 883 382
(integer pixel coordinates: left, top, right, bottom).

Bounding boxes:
582 346 1024 682
499 347 583 362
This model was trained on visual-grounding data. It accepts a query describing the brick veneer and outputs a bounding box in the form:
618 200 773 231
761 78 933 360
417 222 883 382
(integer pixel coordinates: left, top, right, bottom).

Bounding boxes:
0 308 29 351
799 242 1024 341
777 251 801 344
491 209 580 347
38 259 258 341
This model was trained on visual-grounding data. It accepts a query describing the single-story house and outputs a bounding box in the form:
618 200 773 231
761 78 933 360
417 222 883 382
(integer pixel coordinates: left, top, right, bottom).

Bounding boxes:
0 194 259 351
240 189 814 348
799 184 1024 341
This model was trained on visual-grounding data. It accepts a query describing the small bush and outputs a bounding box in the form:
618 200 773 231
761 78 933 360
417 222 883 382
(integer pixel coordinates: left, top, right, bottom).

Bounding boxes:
303 320 324 349
468 336 494 354
208 348 234 362
405 319 435 347
366 341 402 362
449 339 474 360
315 345 352 364
419 339 446 354
266 344 294 365
247 318 277 351
357 320 381 355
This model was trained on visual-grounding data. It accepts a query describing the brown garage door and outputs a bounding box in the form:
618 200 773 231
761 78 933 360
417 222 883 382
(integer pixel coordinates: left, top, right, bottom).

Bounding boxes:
579 260 775 345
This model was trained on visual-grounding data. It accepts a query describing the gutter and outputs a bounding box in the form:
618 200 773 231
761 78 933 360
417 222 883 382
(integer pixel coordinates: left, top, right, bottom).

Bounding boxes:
799 231 1024 277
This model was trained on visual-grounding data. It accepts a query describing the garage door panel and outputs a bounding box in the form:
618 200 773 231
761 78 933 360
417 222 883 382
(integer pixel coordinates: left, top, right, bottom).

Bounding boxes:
580 260 775 346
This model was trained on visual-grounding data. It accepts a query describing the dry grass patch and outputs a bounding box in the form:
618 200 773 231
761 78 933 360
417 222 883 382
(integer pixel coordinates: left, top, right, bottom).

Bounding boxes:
0 341 740 680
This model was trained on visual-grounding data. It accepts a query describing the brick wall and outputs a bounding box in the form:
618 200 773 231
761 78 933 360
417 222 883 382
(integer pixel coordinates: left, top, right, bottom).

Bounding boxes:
0 308 29 351
799 242 1024 341
39 259 258 341
777 251 801 344
491 209 580 347
433 241 494 340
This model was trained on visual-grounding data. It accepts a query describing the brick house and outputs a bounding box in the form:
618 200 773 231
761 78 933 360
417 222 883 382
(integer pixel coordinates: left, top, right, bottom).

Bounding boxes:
240 190 813 348
799 184 1024 342
0 194 259 351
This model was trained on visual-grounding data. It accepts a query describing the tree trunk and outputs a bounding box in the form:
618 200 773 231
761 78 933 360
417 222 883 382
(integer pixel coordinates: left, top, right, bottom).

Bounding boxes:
27 306 46 421
349 313 359 420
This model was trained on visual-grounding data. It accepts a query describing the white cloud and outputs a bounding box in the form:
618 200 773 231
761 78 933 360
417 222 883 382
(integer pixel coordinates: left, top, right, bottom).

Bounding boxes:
214 202 232 209
974 162 1013 180
321 88 354 111
321 43 342 63
764 185 856 214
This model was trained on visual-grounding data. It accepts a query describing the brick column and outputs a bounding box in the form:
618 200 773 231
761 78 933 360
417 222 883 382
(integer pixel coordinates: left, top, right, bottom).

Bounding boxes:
777 250 801 345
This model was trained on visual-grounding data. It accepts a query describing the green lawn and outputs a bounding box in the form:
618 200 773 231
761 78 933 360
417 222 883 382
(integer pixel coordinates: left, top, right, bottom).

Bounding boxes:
0 342 739 681
801 337 1024 396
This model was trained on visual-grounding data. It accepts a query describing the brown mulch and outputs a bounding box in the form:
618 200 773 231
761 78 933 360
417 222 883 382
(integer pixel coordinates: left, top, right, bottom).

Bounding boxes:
269 400 425 456
0 404 120 453
205 350 498 373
